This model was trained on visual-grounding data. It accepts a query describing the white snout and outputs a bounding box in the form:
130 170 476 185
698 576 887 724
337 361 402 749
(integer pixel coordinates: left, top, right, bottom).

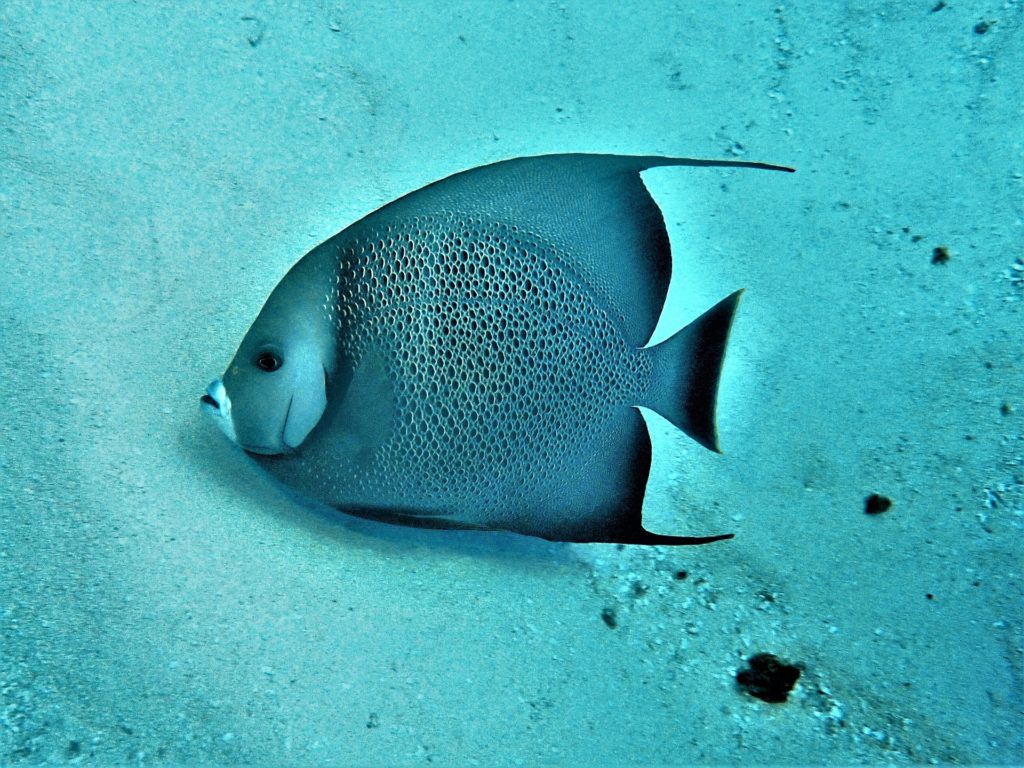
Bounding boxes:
200 378 237 444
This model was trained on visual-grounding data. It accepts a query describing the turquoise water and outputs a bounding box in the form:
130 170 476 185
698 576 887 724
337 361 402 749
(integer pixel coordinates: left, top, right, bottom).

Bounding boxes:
2 2 1021 765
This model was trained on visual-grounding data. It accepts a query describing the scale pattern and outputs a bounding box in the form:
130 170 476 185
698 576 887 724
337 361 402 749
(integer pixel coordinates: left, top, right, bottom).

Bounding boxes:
323 212 653 514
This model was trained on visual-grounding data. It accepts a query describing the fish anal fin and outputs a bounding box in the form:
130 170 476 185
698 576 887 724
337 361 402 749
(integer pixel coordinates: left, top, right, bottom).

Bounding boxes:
536 407 733 546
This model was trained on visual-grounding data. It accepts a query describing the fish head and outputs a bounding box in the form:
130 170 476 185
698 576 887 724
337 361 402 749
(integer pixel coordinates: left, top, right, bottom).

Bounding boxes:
202 261 336 455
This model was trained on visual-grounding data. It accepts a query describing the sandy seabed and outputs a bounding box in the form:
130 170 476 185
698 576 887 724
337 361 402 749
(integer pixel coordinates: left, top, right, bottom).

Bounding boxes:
2 2 1021 765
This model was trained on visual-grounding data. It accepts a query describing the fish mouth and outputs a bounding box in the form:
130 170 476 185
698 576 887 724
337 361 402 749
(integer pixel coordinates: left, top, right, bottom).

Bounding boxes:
200 378 294 456
201 378 237 444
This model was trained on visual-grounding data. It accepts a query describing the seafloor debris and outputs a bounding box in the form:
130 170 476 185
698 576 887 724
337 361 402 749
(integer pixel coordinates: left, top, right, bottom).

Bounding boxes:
931 246 950 264
1004 257 1024 291
600 607 618 629
736 653 803 703
864 494 893 514
241 16 265 47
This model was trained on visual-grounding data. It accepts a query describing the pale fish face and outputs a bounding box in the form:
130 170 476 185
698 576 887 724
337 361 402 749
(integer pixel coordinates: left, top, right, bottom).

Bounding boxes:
202 327 329 456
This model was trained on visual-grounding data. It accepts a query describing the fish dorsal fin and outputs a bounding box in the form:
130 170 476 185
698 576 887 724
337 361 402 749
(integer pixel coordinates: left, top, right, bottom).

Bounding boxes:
364 154 791 347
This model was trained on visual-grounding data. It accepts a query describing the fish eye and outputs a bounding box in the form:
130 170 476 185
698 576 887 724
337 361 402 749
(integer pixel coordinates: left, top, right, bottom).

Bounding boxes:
255 351 282 372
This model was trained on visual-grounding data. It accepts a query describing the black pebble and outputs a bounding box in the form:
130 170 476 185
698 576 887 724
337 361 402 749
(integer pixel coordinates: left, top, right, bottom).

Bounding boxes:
865 493 892 514
674 570 688 581
736 653 802 703
931 246 950 264
601 607 617 629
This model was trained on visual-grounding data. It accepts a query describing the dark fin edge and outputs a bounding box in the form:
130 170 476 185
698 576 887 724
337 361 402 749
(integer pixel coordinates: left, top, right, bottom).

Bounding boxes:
335 504 490 532
617 530 735 546
634 156 795 174
553 527 735 547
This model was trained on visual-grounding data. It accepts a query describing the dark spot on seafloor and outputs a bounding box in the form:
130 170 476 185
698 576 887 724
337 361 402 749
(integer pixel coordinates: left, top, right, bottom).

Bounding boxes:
930 1 946 12
1001 402 1013 416
973 19 995 34
865 493 892 515
241 16 265 47
931 245 950 264
601 607 617 629
674 570 689 581
631 581 648 597
736 653 803 703
66 741 82 758
926 593 934 600
366 712 380 729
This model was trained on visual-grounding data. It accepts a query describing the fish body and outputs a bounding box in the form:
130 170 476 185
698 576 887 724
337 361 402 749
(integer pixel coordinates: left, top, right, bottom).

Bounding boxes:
202 154 792 544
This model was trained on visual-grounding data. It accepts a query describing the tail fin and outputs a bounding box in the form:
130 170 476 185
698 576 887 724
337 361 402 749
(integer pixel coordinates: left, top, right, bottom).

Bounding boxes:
643 289 743 452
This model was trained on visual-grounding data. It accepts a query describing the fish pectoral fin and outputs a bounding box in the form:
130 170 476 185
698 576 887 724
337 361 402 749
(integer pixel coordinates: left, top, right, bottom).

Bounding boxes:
334 344 396 450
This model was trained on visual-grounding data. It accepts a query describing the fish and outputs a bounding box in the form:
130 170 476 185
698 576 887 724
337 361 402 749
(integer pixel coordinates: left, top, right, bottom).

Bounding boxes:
202 153 793 545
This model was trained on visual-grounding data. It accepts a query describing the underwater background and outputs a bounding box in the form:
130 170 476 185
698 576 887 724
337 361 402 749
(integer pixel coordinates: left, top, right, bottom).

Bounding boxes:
2 1 1021 765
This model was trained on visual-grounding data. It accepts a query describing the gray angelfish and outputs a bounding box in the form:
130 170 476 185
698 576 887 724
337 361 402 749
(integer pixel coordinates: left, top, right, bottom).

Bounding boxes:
202 153 792 545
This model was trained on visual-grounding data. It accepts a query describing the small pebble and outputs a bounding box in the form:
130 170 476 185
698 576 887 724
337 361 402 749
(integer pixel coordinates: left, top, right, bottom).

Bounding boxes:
736 653 802 703
865 494 892 514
